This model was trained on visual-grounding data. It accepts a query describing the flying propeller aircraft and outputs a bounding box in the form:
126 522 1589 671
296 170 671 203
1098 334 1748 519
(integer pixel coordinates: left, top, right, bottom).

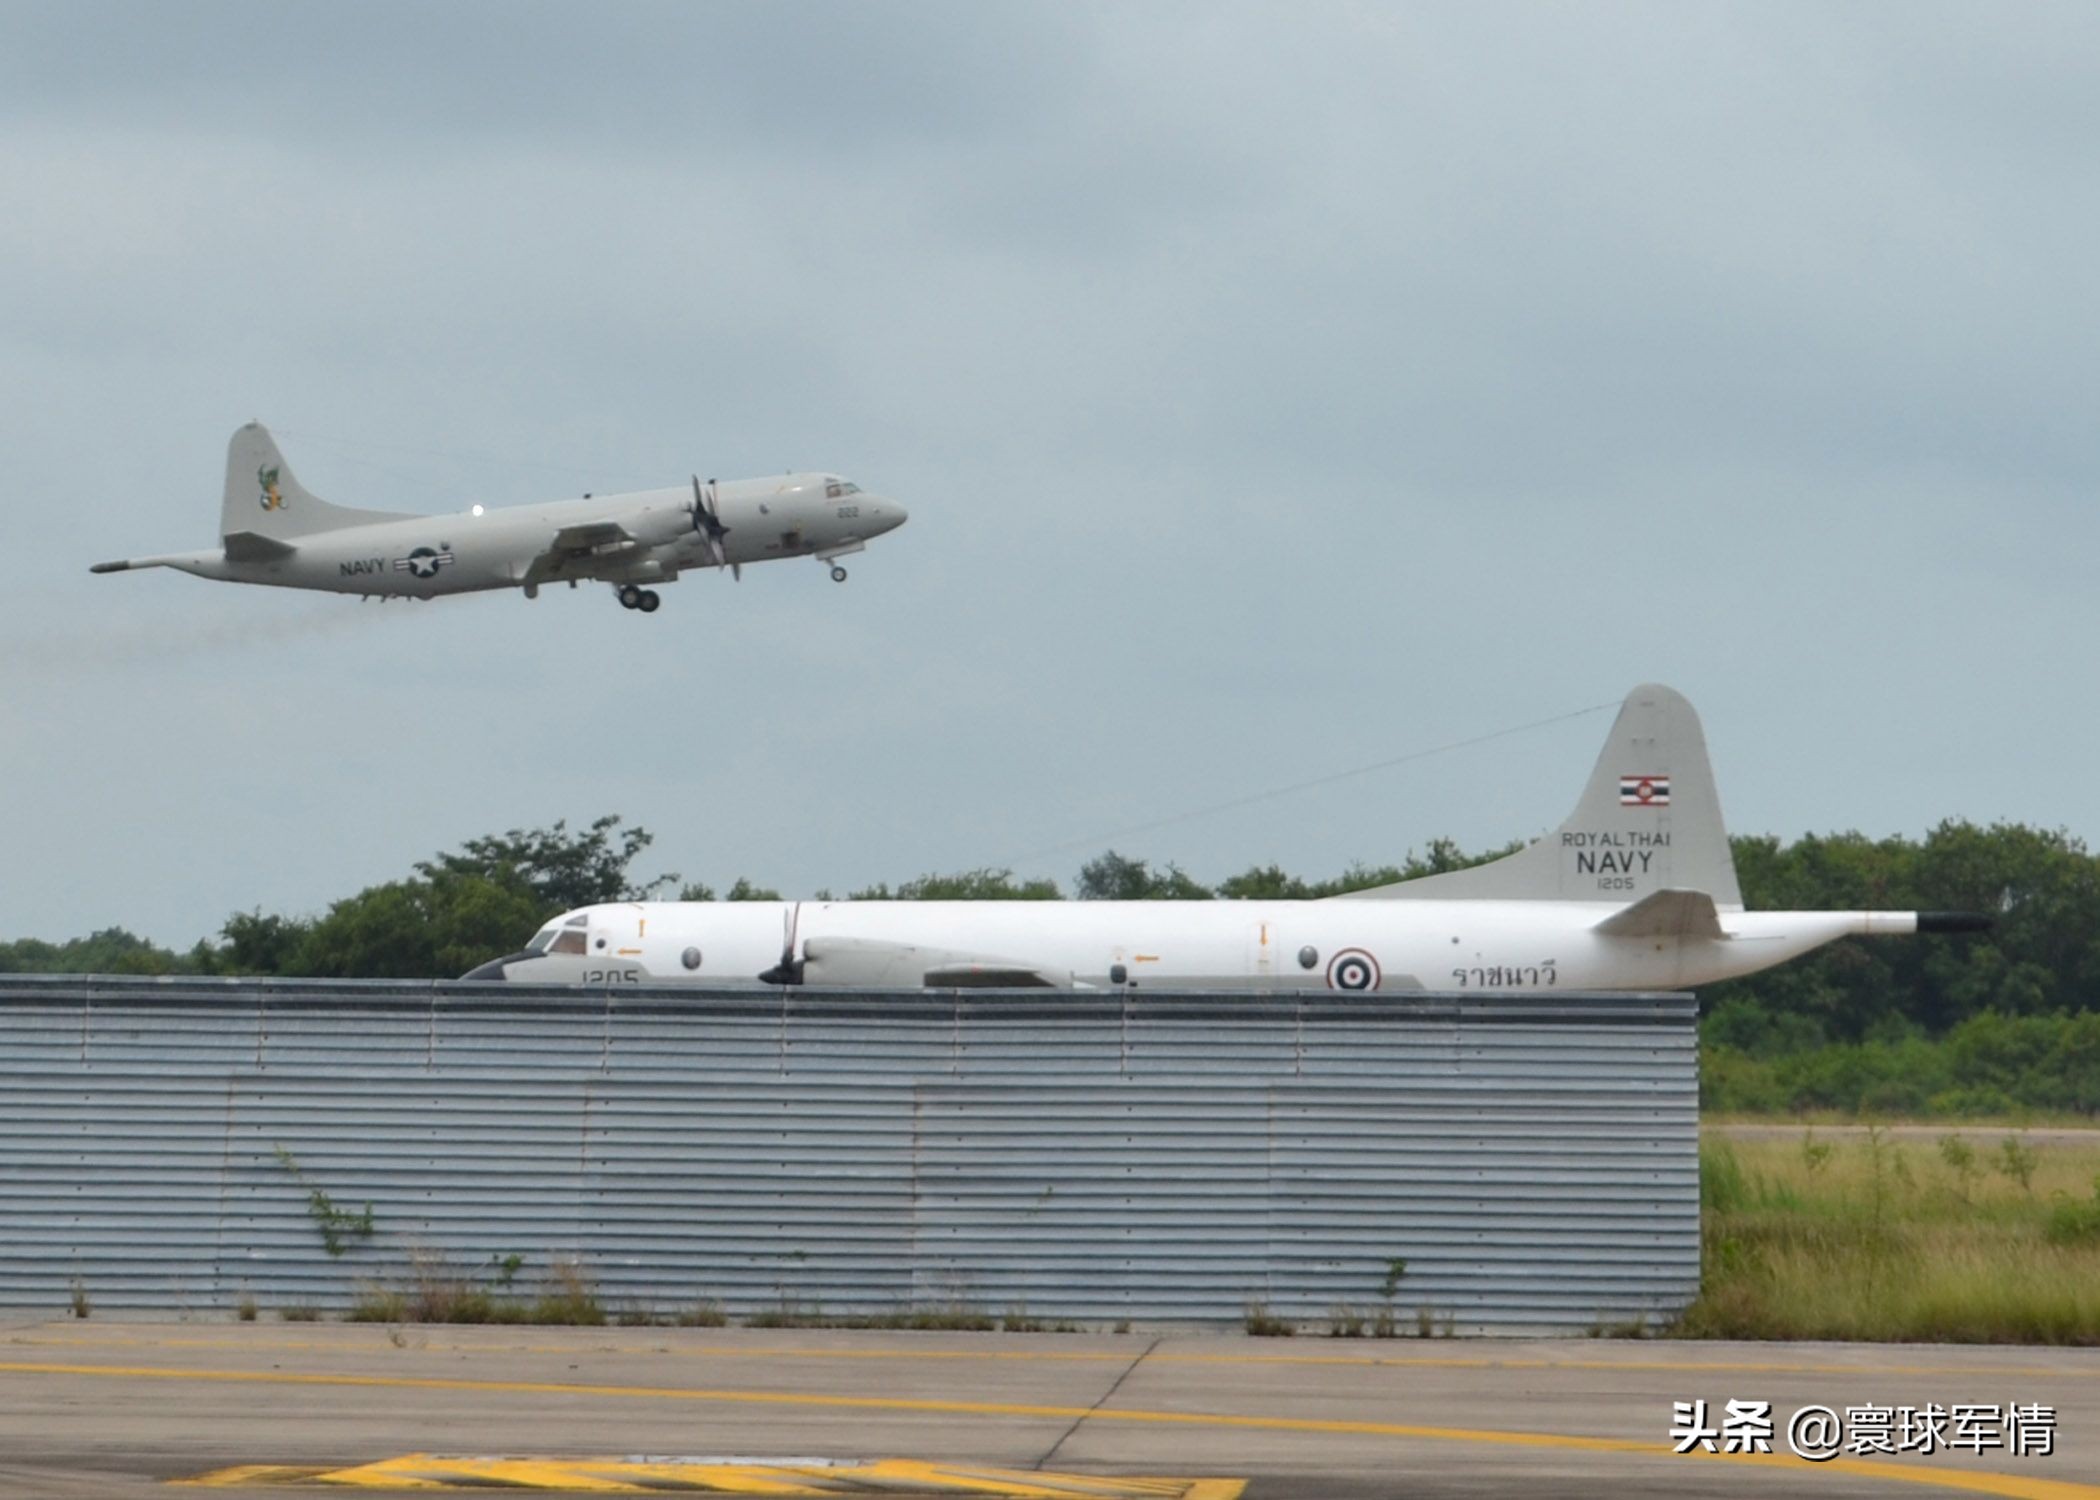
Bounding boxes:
92 423 907 612
465 684 1990 990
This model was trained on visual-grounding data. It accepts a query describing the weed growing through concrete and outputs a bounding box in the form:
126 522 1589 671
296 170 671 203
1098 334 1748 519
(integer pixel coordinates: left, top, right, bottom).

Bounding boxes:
349 1247 604 1325
1243 1300 1294 1336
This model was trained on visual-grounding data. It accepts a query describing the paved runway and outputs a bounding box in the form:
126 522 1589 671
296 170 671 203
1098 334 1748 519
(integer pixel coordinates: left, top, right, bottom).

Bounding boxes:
0 1319 2094 1498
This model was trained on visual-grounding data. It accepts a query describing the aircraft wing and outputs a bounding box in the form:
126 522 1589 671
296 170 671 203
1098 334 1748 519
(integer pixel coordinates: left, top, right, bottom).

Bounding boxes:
800 936 1066 988
524 520 641 583
1591 888 1727 940
920 961 1062 989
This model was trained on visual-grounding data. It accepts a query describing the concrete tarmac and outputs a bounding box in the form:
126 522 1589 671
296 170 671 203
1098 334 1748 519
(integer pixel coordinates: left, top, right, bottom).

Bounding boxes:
0 1320 2095 1498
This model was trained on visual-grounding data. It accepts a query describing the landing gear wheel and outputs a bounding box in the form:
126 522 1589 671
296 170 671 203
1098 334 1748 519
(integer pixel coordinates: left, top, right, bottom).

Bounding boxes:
637 590 661 613
829 565 848 583
617 584 642 610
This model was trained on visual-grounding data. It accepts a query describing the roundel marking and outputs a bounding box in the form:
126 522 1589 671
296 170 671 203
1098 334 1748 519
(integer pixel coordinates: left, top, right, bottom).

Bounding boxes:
1326 947 1381 991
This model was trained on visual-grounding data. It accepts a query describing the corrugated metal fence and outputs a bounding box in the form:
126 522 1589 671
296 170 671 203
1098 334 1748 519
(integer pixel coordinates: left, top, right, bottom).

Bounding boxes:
0 977 1698 1332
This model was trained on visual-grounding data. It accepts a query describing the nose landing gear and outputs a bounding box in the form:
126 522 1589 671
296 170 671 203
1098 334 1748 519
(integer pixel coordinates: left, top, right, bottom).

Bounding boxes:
616 584 662 612
829 565 848 583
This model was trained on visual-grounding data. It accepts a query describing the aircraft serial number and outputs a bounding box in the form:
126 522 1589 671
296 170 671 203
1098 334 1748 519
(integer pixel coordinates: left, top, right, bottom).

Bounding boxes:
1451 963 1558 988
580 969 641 984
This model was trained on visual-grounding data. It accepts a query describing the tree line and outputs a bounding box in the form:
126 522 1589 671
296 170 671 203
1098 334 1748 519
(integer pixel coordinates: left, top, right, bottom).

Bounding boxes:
6 816 2096 1115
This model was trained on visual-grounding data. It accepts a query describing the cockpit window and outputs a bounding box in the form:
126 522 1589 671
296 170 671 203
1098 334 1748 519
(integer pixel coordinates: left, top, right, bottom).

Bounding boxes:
824 480 862 499
528 913 589 956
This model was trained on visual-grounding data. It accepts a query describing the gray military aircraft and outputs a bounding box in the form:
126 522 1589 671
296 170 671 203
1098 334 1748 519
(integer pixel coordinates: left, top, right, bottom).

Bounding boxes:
92 422 908 612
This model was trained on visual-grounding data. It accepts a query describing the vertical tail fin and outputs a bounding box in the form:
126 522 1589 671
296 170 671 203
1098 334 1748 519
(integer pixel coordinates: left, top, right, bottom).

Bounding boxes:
1338 683 1743 908
220 422 410 542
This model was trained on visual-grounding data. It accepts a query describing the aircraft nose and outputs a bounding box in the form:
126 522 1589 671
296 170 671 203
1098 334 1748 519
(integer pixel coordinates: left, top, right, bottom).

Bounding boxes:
461 952 527 981
873 499 908 535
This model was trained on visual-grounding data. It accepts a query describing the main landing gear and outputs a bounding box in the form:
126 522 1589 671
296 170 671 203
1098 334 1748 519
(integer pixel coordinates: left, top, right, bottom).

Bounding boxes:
616 584 661 613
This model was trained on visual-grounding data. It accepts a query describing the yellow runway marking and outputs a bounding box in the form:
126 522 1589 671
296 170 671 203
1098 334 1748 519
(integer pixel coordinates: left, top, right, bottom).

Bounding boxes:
10 1332 2095 1384
0 1360 2093 1499
179 1453 1243 1496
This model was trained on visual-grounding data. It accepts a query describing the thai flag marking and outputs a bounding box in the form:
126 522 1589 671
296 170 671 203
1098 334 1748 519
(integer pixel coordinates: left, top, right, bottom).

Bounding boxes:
1619 775 1670 807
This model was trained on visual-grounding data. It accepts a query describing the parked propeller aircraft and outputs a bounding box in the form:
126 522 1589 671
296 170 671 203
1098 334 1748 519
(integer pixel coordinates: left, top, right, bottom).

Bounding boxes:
464 684 1989 990
92 422 907 612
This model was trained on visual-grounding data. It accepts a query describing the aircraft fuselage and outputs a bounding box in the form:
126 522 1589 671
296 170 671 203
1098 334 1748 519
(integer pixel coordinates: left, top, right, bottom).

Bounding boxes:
480 897 1918 991
131 475 898 599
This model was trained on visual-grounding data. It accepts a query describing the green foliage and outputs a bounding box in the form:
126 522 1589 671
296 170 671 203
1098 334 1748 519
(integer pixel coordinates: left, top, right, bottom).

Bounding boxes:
1712 821 2100 1046
272 1145 376 1257
2043 1179 2100 1247
850 868 1062 901
0 927 186 975
1999 1135 2041 1193
289 870 544 980
217 910 312 975
1075 851 1213 900
417 814 671 908
1704 1010 2100 1118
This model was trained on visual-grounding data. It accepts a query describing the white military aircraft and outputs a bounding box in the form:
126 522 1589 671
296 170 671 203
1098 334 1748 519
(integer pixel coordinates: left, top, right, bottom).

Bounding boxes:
464 684 1987 990
92 422 907 612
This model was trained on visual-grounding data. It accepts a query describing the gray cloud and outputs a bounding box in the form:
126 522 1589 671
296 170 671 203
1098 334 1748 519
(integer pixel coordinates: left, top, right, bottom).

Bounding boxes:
3 2 2096 945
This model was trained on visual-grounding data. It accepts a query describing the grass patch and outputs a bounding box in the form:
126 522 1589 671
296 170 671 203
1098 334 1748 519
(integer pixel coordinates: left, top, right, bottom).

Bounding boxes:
1243 1300 1294 1337
745 1301 997 1331
1682 1129 2100 1343
349 1249 605 1325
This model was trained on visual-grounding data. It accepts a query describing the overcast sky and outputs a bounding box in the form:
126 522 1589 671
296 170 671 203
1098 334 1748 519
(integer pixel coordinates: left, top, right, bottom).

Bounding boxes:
4 1 2096 947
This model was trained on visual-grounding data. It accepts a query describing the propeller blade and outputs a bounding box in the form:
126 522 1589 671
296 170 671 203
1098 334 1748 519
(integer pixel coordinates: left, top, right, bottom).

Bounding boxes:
690 474 730 568
758 903 803 984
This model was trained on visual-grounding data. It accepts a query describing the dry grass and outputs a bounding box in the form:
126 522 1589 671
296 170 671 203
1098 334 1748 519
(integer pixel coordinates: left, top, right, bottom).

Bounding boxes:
349 1247 605 1325
1680 1128 2100 1343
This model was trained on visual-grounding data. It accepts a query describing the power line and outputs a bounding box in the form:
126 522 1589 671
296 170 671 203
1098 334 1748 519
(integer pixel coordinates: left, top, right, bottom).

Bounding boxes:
998 698 1620 870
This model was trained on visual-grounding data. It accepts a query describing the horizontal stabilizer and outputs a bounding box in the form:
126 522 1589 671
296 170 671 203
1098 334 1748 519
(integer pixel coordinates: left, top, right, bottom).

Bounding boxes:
88 559 134 573
222 530 297 563
1592 888 1726 939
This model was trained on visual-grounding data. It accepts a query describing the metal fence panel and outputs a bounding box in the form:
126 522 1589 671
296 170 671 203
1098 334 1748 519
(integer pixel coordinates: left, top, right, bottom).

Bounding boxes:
0 978 1697 1331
